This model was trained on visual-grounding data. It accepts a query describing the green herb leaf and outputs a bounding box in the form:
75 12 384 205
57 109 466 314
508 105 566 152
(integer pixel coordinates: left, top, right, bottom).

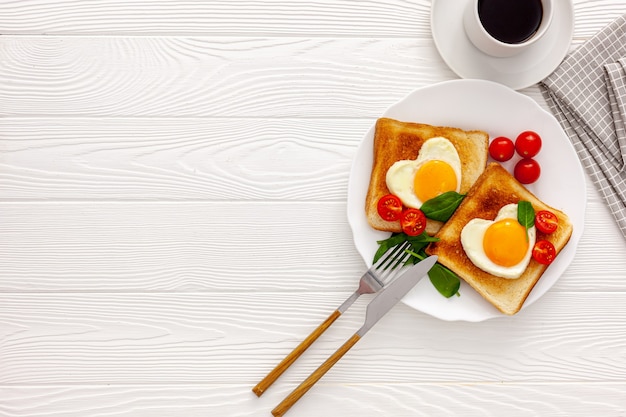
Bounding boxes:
373 233 438 264
517 200 535 239
373 233 409 264
405 235 439 266
373 233 459 298
405 248 461 298
420 191 465 222
426 263 461 298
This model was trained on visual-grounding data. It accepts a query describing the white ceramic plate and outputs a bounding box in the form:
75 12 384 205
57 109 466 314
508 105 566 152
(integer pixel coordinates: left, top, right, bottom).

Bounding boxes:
347 79 586 322
430 0 574 90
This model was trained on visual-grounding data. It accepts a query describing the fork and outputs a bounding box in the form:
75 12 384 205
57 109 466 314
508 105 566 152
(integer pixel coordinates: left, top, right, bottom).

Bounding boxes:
252 241 411 396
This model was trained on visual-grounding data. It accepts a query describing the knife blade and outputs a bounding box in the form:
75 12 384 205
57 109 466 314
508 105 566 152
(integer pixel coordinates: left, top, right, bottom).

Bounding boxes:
357 254 437 337
272 255 438 417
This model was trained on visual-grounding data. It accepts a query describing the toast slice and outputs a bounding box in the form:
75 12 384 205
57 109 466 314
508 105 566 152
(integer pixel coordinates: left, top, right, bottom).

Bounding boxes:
426 163 573 315
365 118 489 234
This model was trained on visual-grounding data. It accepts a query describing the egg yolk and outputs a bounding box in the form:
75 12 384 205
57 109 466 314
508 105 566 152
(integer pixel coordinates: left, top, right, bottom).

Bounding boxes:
413 160 458 202
483 219 529 267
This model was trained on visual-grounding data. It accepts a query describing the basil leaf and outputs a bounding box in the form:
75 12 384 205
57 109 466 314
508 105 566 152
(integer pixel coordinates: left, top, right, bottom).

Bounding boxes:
427 263 461 298
517 200 535 238
405 235 439 265
405 248 460 298
373 233 438 264
420 191 465 222
406 233 439 247
373 233 459 298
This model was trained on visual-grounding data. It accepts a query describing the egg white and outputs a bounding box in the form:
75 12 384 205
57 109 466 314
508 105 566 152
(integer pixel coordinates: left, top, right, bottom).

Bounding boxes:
385 137 462 209
460 204 536 279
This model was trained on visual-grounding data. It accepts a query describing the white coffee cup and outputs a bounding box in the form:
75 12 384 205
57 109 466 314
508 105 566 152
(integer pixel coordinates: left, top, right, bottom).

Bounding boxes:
463 0 554 58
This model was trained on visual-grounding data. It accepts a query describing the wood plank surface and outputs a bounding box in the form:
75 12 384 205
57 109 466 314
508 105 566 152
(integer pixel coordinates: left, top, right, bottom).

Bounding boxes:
0 199 625 293
0 37 456 117
1 1 625 416
0 0 623 38
1 383 624 417
0 118 363 201
1 292 625 385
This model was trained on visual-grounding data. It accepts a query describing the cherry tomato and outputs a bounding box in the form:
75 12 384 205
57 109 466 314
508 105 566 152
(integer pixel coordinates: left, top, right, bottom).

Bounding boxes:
377 194 403 221
514 158 541 184
400 208 427 236
535 210 558 234
515 131 542 158
532 240 556 265
489 136 515 162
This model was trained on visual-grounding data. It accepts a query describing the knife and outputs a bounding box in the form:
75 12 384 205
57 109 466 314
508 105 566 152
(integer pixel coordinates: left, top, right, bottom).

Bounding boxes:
271 255 438 417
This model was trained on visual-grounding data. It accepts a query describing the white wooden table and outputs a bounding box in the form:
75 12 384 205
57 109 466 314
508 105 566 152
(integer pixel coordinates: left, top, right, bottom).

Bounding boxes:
1 1 625 416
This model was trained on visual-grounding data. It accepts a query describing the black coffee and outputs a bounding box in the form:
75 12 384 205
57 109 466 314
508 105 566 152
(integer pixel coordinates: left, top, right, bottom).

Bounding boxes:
478 0 543 44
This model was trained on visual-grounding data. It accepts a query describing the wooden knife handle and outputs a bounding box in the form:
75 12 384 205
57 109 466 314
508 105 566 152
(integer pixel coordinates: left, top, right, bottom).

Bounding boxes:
271 333 361 417
252 309 342 397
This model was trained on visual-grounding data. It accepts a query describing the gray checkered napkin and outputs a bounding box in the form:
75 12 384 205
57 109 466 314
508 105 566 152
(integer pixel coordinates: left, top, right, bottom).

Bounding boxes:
540 14 626 240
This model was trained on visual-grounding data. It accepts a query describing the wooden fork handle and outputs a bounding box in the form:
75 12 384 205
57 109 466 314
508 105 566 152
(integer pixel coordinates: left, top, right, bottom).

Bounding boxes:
252 309 342 397
271 333 361 417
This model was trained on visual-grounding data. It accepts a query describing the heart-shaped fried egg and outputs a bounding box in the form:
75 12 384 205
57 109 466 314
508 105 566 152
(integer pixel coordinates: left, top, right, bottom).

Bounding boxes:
385 137 462 209
461 203 535 279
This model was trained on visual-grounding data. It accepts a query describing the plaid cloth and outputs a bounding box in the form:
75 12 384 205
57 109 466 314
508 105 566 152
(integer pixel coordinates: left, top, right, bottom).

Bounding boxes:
540 14 626 240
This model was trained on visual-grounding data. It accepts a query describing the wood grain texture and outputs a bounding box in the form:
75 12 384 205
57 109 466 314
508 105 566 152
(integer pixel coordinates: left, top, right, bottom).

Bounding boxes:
0 202 362 292
1 383 625 417
0 36 454 118
0 201 624 293
0 0 623 39
0 118 363 201
0 116 606 203
2 1 626 416
0 0 431 36
1 292 625 385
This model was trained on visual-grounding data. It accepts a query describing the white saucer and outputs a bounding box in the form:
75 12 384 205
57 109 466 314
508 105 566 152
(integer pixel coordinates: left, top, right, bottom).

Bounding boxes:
431 0 574 90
